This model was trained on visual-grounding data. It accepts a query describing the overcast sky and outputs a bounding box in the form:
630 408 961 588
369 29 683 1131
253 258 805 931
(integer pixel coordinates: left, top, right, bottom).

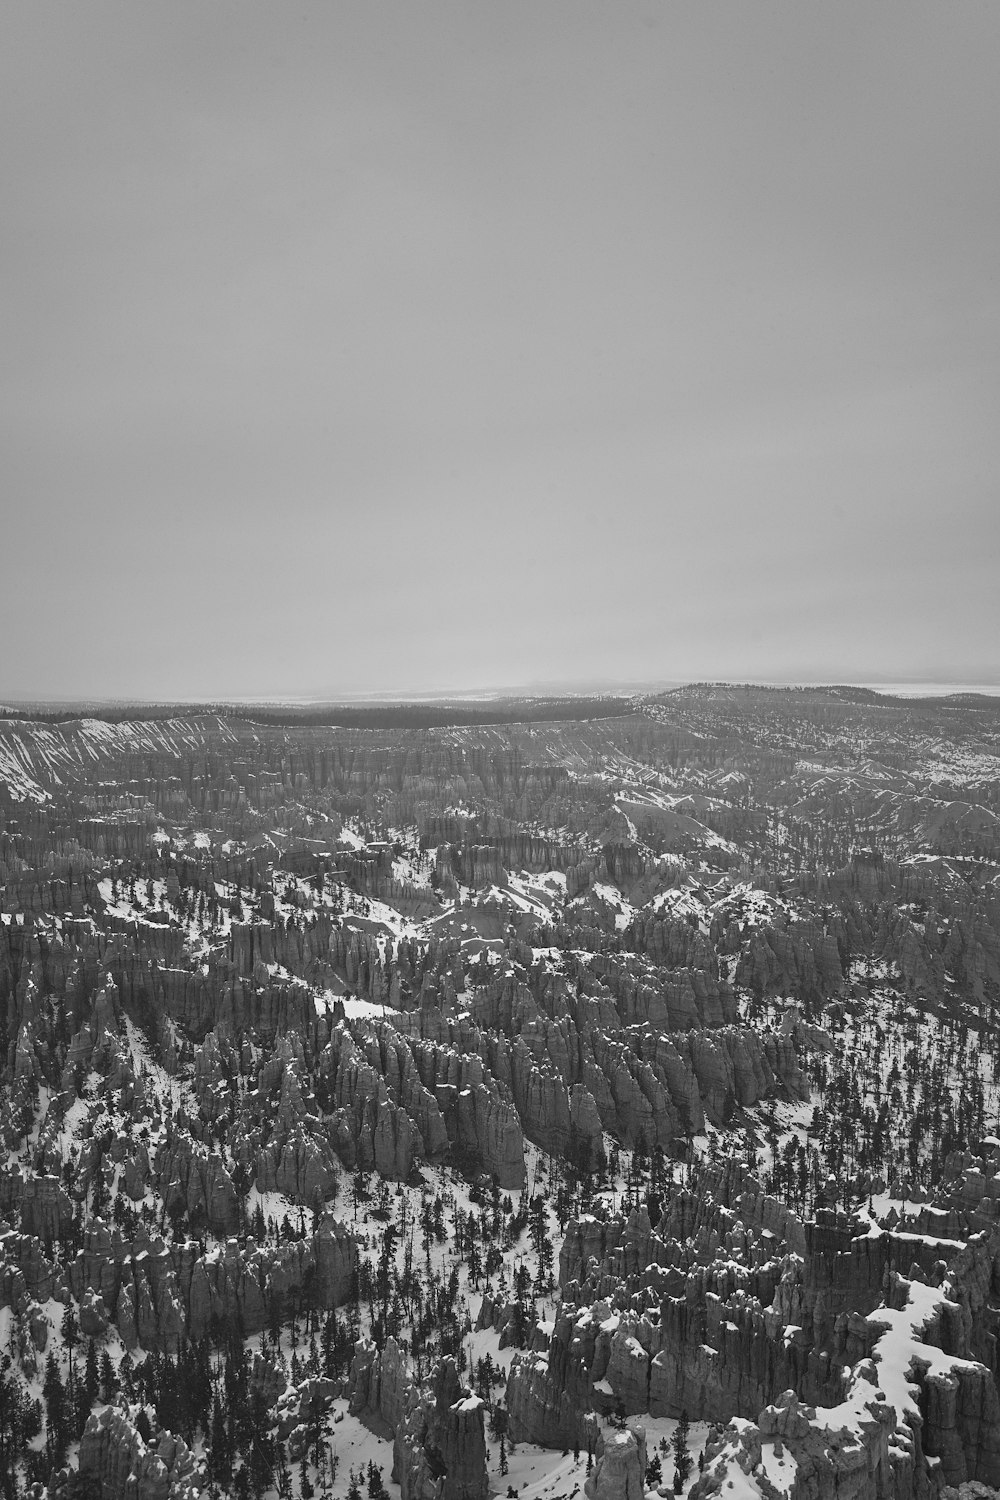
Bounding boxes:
2 3 998 700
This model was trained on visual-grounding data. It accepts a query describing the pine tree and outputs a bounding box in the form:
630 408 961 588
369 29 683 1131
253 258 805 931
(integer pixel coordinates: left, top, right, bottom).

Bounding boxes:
43 1353 69 1468
61 1303 79 1405
671 1411 691 1494
367 1462 388 1500
75 1338 100 1438
0 1352 27 1500
208 1393 231 1489
84 1340 100 1408
99 1349 116 1404
299 1453 313 1499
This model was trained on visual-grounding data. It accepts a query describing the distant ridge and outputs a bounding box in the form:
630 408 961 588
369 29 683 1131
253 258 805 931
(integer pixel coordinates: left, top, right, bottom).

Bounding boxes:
828 684 1000 709
3 679 998 728
0 693 639 731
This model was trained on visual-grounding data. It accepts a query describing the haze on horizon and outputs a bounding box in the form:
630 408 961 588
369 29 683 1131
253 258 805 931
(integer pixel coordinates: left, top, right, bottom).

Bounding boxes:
3 3 999 702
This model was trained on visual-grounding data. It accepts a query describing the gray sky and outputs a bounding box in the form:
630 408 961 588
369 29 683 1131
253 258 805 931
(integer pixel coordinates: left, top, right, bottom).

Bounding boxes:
3 2 998 700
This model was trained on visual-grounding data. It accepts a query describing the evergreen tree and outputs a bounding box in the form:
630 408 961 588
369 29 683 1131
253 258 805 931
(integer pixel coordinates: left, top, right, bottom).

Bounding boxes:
367 1462 388 1500
671 1411 691 1494
43 1353 69 1468
84 1340 100 1409
299 1453 313 1499
99 1349 116 1404
0 1354 27 1500
61 1303 79 1405
208 1393 232 1489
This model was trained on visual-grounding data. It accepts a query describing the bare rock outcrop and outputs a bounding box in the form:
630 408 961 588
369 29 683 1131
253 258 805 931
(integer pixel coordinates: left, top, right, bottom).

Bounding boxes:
156 1132 240 1236
585 1424 646 1500
76 1404 205 1500
394 1358 488 1500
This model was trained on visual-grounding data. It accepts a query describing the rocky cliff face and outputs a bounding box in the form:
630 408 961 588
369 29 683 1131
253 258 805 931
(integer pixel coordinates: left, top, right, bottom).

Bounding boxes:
517 1184 1000 1500
348 1341 488 1500
74 1406 205 1500
0 1214 356 1352
509 1166 820 1449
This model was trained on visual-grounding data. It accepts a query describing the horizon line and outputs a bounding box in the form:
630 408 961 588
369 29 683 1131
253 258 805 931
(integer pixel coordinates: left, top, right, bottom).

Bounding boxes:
3 675 1000 712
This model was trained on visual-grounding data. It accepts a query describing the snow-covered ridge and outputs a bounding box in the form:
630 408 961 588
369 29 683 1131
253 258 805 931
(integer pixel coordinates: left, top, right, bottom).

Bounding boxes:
0 716 237 802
